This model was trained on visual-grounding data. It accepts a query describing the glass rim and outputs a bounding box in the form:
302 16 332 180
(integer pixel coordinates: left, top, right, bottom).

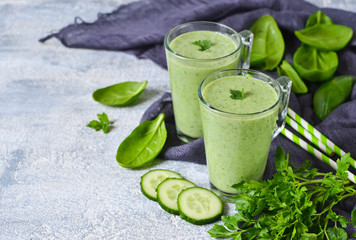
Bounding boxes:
198 69 283 116
164 21 242 62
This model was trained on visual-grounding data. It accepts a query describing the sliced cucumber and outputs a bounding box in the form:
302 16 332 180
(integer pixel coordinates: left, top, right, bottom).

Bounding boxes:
157 178 196 215
178 187 223 225
140 169 183 201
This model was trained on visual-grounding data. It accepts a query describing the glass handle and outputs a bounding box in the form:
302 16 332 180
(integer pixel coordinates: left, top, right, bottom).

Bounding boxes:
273 76 292 139
238 30 254 69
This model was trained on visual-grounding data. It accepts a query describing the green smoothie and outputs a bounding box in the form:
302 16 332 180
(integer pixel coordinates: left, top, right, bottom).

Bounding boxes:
166 31 239 140
200 75 279 194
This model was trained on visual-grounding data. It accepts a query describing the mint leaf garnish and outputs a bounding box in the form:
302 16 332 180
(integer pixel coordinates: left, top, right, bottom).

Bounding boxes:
192 40 212 51
230 89 245 100
87 112 112 134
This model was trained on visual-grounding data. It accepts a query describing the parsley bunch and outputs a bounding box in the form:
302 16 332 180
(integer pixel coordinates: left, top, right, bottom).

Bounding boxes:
208 147 356 240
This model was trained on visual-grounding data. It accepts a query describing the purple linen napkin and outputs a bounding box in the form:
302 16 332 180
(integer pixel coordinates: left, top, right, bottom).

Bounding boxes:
40 0 356 236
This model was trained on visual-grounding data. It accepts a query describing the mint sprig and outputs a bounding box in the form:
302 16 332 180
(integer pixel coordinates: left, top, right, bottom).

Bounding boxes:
230 88 245 100
87 112 113 134
192 40 212 51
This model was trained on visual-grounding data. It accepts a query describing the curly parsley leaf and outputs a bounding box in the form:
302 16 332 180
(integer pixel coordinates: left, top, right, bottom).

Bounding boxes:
87 112 113 134
230 88 245 100
275 146 289 172
326 227 347 240
192 40 212 51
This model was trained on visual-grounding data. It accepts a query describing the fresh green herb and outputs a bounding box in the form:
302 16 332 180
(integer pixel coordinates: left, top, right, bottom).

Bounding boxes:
116 113 167 168
313 75 356 120
295 24 353 51
92 81 148 106
293 11 338 83
250 15 285 70
293 44 338 82
230 89 245 100
208 147 356 240
277 60 308 94
192 40 212 51
305 10 333 27
87 112 112 134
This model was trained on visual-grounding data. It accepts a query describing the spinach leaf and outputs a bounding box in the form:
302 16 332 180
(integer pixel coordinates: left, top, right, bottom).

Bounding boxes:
306 10 333 27
277 60 308 94
295 24 353 51
93 81 148 106
250 15 285 70
293 44 338 82
116 113 167 168
313 76 356 120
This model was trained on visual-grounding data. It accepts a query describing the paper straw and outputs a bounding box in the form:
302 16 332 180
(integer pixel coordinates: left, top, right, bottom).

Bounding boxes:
281 128 356 184
287 108 356 168
286 116 334 157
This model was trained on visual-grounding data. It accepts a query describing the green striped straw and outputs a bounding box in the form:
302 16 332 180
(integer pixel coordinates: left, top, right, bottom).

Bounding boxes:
281 128 356 183
287 108 356 169
286 116 334 157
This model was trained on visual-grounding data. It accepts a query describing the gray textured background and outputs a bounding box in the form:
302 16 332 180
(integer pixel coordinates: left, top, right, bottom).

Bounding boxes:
1 0 355 239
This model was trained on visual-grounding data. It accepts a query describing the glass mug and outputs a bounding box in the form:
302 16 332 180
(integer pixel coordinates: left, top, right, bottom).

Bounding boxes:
164 21 253 143
198 69 291 199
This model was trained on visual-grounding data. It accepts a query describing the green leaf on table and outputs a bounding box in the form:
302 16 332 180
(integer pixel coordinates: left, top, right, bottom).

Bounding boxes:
274 146 289 172
250 15 285 70
192 40 212 51
208 224 238 238
293 44 338 82
277 60 308 94
306 10 333 27
230 89 245 100
295 24 353 51
328 212 348 228
116 113 167 168
326 227 347 240
336 153 351 179
93 81 148 106
87 112 112 134
313 75 356 120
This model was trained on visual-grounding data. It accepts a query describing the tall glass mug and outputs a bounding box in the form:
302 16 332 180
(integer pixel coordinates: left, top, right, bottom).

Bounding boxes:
164 22 253 142
198 69 291 199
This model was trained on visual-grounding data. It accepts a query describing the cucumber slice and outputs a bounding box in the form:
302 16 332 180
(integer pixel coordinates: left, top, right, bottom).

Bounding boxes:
140 169 183 201
157 178 196 215
178 187 223 225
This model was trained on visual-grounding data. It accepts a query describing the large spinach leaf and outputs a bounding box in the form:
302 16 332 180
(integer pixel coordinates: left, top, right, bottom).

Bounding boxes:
293 44 338 82
93 81 148 106
116 113 167 168
277 60 308 94
250 15 285 70
313 76 356 120
295 24 353 51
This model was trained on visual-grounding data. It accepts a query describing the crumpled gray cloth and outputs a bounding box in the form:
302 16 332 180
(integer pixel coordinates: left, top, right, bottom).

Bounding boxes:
40 0 356 237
